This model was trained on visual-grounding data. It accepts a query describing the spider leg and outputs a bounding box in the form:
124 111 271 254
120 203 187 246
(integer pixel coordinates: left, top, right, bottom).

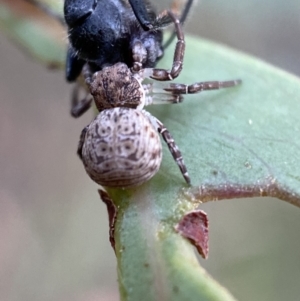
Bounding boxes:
70 64 96 118
145 111 190 184
164 79 242 94
164 0 194 49
81 64 94 85
77 126 89 160
143 83 183 105
148 11 185 81
70 82 93 118
142 79 241 105
158 120 190 184
131 40 148 72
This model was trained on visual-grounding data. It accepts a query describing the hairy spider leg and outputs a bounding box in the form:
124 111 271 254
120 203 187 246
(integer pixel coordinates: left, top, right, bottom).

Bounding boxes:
131 40 149 72
142 79 242 105
145 111 191 184
143 11 185 81
70 83 93 118
164 79 243 95
164 0 194 48
77 125 88 160
131 0 193 72
70 64 97 117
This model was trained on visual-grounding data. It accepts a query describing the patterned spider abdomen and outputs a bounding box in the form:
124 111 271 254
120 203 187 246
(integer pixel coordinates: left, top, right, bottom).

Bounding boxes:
81 107 162 187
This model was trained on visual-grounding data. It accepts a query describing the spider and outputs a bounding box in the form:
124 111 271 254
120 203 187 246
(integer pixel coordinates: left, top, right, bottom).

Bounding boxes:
24 0 194 114
76 11 241 188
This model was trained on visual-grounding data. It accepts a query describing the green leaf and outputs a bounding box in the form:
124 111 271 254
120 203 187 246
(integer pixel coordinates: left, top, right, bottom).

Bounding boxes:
155 36 300 207
107 186 236 301
106 37 300 300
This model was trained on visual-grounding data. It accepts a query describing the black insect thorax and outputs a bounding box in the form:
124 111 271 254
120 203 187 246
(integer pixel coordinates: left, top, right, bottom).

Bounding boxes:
64 0 163 70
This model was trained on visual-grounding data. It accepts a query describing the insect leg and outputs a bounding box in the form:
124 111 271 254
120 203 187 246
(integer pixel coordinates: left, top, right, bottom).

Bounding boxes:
128 0 156 30
66 48 86 82
131 40 148 72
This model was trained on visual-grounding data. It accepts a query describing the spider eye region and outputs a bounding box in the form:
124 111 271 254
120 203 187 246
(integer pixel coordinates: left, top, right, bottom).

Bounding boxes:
89 63 145 111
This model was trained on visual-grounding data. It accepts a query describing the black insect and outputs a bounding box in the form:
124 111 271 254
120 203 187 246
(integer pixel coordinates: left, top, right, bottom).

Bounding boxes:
64 0 194 82
25 0 194 86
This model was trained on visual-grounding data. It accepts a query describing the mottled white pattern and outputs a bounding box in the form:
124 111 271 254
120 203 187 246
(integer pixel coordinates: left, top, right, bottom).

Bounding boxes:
81 107 162 187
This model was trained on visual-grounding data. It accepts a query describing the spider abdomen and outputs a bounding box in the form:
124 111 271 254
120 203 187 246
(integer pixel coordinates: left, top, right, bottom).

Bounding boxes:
81 107 162 187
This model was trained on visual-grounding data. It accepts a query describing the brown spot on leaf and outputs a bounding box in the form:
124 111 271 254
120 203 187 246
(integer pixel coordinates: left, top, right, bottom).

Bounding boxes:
212 170 218 176
175 210 209 259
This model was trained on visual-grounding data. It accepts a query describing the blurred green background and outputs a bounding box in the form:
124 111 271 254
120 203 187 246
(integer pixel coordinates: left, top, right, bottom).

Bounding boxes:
0 0 300 300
